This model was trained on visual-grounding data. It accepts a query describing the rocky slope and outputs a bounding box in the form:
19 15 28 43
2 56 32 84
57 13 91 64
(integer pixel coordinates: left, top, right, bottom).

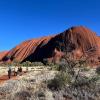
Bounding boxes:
0 26 100 65
0 51 8 62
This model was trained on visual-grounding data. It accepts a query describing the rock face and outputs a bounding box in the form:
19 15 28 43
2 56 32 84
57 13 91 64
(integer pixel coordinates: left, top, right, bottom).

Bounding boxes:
0 51 8 61
1 26 100 65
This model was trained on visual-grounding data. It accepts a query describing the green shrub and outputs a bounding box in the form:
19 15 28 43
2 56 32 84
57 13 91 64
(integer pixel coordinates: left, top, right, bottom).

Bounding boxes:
37 91 45 98
72 75 100 88
43 58 48 65
80 67 90 72
22 61 44 66
58 61 67 71
47 72 71 90
31 62 44 66
51 64 59 71
96 67 100 75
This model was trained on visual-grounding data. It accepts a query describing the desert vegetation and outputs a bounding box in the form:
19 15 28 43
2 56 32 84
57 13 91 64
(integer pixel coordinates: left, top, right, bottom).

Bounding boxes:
0 56 100 100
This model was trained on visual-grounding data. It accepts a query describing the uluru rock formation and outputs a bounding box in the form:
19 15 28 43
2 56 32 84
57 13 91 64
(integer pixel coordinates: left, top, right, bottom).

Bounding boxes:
0 51 8 61
0 26 100 65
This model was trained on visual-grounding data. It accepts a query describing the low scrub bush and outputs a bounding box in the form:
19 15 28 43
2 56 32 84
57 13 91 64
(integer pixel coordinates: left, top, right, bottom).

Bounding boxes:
96 67 100 75
31 62 44 66
47 72 71 90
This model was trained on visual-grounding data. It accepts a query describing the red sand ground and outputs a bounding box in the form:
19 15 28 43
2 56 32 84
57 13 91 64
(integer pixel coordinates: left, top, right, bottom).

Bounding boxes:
0 72 26 85
0 75 18 84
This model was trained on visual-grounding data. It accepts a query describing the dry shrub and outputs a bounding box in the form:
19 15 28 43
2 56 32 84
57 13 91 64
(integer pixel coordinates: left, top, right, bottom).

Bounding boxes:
47 72 71 90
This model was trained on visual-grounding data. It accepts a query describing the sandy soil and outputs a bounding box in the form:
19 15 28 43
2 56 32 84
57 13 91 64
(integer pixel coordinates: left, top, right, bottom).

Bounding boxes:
0 66 50 85
0 71 27 84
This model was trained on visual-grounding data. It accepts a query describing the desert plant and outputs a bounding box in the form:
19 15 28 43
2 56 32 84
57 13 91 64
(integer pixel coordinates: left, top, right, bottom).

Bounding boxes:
51 64 59 71
14 91 32 100
43 58 48 65
47 72 71 90
80 67 90 72
96 67 100 75
31 62 44 66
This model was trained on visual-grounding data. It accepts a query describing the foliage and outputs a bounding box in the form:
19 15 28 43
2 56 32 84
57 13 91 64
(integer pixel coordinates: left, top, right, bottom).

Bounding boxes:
22 61 32 66
80 67 90 72
37 91 45 98
51 64 59 71
47 72 71 90
31 62 44 66
42 58 49 65
71 75 99 87
96 67 100 75
22 61 44 66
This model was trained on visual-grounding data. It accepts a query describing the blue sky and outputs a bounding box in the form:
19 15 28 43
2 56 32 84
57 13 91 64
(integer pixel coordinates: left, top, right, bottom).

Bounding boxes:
0 0 100 51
